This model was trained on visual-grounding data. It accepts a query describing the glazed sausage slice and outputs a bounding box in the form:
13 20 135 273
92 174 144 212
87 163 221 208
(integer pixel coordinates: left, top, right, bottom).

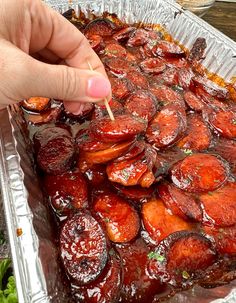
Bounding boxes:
105 57 137 76
21 97 51 112
158 183 202 222
154 68 179 87
148 231 217 286
127 29 149 47
73 251 123 303
146 105 186 148
84 18 117 36
113 183 155 201
193 76 229 99
106 153 148 186
114 140 146 163
79 140 135 164
25 107 62 125
110 77 133 100
94 193 140 243
126 70 149 90
177 114 211 151
142 199 193 244
152 41 185 57
34 126 75 174
200 182 236 227
44 169 88 215
60 212 108 285
125 90 158 122
113 26 136 42
208 109 236 139
90 114 147 143
140 58 166 74
171 154 229 193
83 164 107 186
150 84 185 108
184 91 205 112
203 225 236 255
104 43 127 58
86 34 105 53
117 238 165 303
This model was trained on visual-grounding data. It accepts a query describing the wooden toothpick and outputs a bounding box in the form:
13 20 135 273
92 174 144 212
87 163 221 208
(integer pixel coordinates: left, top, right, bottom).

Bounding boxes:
87 61 115 121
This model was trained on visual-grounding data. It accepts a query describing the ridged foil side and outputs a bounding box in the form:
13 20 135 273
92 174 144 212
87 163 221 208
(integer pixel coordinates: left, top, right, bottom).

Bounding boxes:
0 0 235 302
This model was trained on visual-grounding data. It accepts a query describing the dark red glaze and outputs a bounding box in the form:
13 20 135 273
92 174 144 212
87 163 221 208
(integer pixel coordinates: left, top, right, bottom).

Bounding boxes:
126 70 149 89
158 182 202 222
124 90 158 121
150 84 185 108
34 126 75 174
148 231 217 286
193 76 229 99
113 183 155 201
177 114 211 151
60 212 108 285
152 41 185 57
184 90 205 111
21 97 51 112
146 105 186 148
110 77 133 100
113 26 136 42
200 182 236 227
44 169 88 215
127 29 149 47
114 140 146 163
104 57 137 76
104 42 127 58
94 193 140 243
72 250 123 303
84 164 107 187
171 154 229 193
90 114 147 143
87 34 105 52
142 198 193 244
116 238 165 303
203 225 236 255
188 37 207 62
84 18 117 36
25 106 62 125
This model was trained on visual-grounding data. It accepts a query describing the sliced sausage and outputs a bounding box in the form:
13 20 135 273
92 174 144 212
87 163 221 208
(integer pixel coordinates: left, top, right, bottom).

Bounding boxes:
140 58 166 74
21 97 51 112
139 170 156 188
84 18 117 36
72 251 123 303
152 41 185 57
92 99 124 120
193 76 229 99
148 231 217 286
203 225 236 255
126 70 149 90
104 42 127 58
44 169 88 215
86 34 105 53
127 29 149 47
157 183 202 222
94 193 140 243
117 238 165 303
142 199 193 244
79 140 135 164
25 107 62 125
104 57 137 76
146 105 186 148
113 183 155 201
177 114 211 151
84 164 107 187
208 109 236 139
150 84 185 108
184 91 205 112
106 152 148 186
113 26 136 42
171 153 229 193
34 126 75 174
164 57 189 69
60 212 108 285
125 90 158 121
200 182 236 227
188 38 207 62
90 114 147 143
110 77 133 100
114 140 146 163
153 68 179 87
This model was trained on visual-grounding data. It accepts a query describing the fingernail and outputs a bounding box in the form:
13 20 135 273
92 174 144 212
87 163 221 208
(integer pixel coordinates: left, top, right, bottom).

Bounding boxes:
87 76 111 98
64 101 85 115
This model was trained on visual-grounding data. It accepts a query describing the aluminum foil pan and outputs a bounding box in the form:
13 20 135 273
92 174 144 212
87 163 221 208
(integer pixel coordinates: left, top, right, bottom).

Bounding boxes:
0 0 235 302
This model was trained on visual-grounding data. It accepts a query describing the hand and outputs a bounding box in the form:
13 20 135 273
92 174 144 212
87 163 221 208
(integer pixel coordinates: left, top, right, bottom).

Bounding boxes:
0 0 111 113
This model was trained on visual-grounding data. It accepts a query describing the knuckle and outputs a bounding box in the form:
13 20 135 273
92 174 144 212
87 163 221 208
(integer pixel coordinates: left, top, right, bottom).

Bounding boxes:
59 66 78 100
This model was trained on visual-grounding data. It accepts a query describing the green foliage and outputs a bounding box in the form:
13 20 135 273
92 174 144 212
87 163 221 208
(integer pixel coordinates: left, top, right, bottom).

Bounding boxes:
0 259 18 303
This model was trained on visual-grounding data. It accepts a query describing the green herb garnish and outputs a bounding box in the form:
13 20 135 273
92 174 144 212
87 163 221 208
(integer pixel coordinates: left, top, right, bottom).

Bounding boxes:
147 252 165 262
182 270 190 280
183 149 193 156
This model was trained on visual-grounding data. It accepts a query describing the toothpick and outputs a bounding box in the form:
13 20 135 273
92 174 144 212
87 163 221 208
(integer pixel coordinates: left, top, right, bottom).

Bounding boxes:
87 61 115 121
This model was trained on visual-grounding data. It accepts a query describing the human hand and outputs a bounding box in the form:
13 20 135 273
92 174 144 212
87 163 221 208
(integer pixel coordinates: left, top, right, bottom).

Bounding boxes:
0 0 111 113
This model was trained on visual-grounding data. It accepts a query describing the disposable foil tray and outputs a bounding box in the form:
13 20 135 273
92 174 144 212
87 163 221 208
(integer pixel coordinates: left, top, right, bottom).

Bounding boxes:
0 0 235 302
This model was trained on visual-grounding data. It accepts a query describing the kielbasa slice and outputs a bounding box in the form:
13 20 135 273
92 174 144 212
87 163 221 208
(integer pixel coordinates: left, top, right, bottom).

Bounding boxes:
90 114 147 143
193 76 229 99
127 29 149 47
150 84 185 108
146 105 186 148
113 183 155 201
140 58 166 74
105 57 137 76
21 97 51 112
44 169 88 215
126 70 149 90
87 34 105 53
152 41 185 57
60 213 108 285
113 26 136 42
208 109 236 139
184 91 205 112
148 231 217 286
94 193 140 243
110 77 133 100
177 114 211 151
157 183 202 222
25 107 62 125
104 42 127 58
125 90 158 122
200 182 236 227
171 154 229 193
114 140 146 163
142 199 193 244
84 18 117 36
